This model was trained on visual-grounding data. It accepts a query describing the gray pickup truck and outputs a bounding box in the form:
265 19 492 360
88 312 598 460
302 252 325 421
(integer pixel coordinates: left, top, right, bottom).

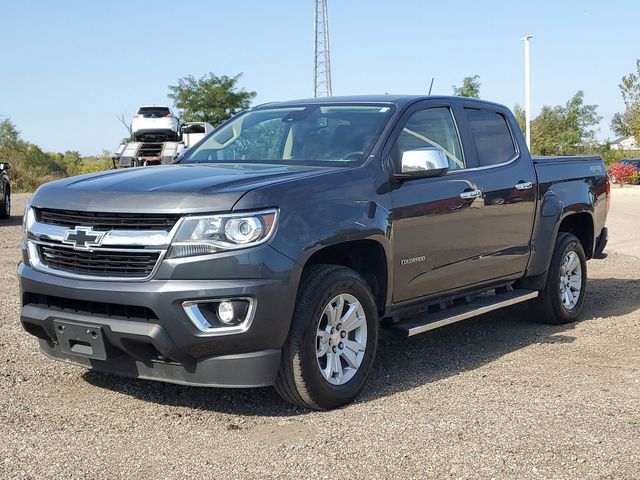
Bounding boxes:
19 96 609 409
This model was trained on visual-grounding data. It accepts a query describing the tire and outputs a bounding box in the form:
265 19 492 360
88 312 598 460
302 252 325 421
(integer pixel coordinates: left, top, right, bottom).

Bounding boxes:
0 189 10 219
275 265 379 410
529 233 587 324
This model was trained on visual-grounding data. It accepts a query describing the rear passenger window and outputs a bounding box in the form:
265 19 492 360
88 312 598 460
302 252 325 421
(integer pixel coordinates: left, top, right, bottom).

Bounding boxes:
465 109 517 166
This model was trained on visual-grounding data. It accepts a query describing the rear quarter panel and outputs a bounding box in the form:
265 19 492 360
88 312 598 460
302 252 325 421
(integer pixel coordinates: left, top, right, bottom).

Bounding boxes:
526 157 608 277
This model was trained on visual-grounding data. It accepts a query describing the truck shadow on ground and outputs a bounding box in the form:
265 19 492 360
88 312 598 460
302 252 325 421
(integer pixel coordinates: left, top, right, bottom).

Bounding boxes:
0 213 25 227
83 277 640 416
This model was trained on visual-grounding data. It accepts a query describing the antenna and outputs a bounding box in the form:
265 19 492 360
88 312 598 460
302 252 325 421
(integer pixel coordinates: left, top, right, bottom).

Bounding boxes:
313 0 332 97
428 77 435 95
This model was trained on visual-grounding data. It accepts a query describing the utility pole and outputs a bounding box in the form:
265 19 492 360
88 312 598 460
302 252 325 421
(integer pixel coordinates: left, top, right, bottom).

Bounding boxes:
521 35 533 149
313 0 332 97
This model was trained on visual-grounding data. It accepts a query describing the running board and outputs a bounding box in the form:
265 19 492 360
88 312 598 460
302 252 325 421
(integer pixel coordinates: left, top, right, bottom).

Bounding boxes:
391 289 539 337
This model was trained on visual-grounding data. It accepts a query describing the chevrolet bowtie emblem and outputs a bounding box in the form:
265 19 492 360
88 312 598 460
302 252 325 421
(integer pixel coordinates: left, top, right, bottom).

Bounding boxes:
62 226 106 250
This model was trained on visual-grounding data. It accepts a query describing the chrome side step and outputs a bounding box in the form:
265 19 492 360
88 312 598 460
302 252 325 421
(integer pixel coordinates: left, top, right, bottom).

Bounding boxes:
391 289 539 337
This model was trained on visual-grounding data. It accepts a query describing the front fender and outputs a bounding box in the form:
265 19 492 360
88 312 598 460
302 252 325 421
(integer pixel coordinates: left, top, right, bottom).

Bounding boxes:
232 167 394 305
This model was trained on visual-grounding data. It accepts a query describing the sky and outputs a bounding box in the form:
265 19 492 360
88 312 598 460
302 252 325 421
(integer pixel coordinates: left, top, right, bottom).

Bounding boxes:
1 0 638 156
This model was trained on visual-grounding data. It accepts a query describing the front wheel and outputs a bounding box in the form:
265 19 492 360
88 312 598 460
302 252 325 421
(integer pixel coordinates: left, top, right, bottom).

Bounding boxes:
530 233 587 324
276 265 379 410
0 189 10 219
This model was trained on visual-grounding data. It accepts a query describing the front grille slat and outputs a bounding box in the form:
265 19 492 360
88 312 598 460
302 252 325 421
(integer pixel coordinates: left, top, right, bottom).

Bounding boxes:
24 293 158 321
41 251 154 266
36 208 179 231
39 245 159 278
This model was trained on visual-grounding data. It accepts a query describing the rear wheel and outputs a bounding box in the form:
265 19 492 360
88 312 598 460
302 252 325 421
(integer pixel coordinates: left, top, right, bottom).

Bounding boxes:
530 233 587 324
276 265 379 410
0 189 10 219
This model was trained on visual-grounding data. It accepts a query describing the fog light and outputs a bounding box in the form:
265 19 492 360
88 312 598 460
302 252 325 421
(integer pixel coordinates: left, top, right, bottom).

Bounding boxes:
182 298 253 334
217 301 235 324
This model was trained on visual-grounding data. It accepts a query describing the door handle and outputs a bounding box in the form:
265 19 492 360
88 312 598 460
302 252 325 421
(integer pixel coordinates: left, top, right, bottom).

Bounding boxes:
459 189 483 200
515 181 533 190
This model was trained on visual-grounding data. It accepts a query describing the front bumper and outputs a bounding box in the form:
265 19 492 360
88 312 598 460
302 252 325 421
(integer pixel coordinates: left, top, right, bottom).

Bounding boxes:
18 247 299 387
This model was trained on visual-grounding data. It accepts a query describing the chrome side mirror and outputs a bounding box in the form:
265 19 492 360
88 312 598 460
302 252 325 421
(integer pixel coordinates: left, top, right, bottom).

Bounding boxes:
0 162 9 171
395 147 449 180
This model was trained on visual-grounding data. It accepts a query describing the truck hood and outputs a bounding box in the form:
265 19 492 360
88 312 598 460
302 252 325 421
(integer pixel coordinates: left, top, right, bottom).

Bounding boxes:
30 163 336 213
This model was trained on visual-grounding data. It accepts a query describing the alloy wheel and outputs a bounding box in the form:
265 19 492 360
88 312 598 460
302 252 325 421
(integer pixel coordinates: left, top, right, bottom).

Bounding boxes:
315 293 367 386
559 251 582 310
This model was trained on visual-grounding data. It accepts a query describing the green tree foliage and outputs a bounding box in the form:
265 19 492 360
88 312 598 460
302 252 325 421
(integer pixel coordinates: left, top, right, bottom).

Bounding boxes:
530 91 601 155
452 75 481 98
0 119 21 149
168 73 257 125
611 59 640 143
512 104 526 134
0 118 112 192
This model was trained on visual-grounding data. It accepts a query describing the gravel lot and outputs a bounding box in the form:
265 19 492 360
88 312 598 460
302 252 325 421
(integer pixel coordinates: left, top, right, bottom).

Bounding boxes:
1 191 638 479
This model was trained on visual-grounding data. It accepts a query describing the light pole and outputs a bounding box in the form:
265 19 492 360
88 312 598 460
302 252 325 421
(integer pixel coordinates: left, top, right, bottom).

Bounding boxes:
521 35 533 150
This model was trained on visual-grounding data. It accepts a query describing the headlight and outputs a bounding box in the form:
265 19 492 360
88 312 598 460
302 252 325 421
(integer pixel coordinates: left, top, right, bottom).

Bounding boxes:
168 209 277 258
22 205 35 241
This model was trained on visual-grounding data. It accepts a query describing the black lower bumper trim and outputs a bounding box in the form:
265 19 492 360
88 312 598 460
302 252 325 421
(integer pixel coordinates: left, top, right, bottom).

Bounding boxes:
21 303 282 387
40 341 281 388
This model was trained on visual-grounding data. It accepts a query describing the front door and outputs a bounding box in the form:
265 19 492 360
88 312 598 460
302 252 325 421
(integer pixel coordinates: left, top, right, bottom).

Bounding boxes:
390 102 486 301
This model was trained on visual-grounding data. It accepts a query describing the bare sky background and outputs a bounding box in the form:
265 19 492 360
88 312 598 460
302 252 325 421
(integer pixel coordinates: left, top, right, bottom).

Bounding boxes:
1 0 637 155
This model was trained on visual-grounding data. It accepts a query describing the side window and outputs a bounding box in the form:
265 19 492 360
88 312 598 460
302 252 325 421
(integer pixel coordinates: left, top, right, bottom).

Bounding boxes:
465 109 517 166
394 107 465 171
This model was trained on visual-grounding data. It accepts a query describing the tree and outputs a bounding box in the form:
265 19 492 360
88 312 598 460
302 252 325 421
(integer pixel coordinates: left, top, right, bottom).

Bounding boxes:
0 119 21 150
168 73 257 126
611 59 640 143
530 91 601 155
117 113 132 139
452 75 481 98
513 104 526 134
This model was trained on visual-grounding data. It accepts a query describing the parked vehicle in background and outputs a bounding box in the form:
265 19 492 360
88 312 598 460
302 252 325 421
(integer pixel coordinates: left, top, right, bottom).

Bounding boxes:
181 122 214 147
113 118 212 168
131 106 180 142
0 162 10 219
620 158 640 172
19 96 609 410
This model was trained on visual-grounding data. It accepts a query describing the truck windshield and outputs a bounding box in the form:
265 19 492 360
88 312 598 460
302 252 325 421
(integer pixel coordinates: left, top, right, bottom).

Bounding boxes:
180 104 393 166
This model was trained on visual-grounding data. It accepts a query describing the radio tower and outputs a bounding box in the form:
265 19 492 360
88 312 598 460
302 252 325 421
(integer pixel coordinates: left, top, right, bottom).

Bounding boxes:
313 0 332 97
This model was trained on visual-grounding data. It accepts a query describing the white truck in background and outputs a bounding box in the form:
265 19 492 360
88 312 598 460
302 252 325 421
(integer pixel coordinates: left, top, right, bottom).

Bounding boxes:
113 121 214 168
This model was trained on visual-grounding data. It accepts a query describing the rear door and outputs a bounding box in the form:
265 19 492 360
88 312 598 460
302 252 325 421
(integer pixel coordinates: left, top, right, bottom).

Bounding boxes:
458 103 537 281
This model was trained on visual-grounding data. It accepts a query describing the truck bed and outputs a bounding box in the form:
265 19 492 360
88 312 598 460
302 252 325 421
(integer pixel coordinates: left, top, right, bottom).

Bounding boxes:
532 155 602 164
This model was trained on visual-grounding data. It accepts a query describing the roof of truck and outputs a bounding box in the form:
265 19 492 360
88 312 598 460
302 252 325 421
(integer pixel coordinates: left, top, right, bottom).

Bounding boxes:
254 95 508 110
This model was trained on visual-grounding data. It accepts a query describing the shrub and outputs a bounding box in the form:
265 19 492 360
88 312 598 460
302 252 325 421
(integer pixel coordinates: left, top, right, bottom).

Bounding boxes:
607 162 638 186
628 171 640 185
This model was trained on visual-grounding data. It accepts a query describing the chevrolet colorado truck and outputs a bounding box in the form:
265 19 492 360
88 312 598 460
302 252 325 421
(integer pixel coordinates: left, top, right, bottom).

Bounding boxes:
19 96 609 410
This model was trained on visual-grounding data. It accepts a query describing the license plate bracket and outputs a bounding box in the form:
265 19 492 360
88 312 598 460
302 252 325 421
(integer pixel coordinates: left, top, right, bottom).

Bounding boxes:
53 320 108 360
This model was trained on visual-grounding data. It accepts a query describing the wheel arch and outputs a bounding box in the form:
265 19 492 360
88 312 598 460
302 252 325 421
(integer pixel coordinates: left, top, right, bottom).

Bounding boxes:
520 189 595 290
557 212 594 259
301 238 390 317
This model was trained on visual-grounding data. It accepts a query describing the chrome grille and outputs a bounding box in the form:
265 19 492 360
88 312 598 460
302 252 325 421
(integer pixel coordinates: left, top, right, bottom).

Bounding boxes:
36 208 180 231
38 244 160 278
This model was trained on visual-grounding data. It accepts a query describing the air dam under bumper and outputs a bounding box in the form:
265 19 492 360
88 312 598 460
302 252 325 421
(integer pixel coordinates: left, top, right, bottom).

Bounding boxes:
18 261 298 388
40 339 282 388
